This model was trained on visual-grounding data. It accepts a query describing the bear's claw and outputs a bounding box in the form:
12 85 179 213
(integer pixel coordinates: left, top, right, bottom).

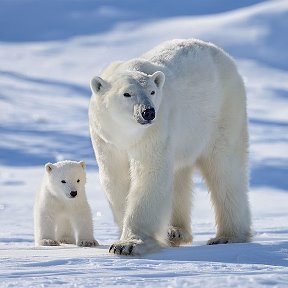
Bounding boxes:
77 239 99 247
109 243 135 256
109 238 161 256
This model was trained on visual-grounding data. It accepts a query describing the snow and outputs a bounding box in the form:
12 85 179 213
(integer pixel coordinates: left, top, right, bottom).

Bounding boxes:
0 0 287 287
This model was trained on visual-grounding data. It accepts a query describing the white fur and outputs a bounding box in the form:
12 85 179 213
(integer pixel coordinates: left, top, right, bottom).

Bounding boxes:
34 160 98 247
89 39 252 255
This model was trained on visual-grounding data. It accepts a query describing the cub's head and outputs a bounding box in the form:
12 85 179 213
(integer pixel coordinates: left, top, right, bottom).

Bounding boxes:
90 70 165 139
44 160 86 200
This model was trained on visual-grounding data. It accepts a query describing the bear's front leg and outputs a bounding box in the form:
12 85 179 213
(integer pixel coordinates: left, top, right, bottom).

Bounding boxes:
91 134 130 230
109 141 173 256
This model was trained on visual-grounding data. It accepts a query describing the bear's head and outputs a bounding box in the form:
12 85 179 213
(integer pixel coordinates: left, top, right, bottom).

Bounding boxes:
44 160 86 200
89 70 165 145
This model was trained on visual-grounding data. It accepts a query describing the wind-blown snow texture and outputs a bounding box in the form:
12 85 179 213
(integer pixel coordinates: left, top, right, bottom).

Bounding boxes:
0 0 287 287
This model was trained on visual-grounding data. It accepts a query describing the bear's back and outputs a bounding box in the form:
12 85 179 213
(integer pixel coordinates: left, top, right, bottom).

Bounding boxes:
140 39 238 82
141 39 214 67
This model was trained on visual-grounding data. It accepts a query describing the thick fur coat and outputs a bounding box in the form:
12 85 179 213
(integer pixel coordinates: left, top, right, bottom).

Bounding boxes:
34 160 98 247
89 39 251 255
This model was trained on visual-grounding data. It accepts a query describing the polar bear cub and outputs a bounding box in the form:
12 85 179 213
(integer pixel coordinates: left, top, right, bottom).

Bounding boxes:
34 160 98 247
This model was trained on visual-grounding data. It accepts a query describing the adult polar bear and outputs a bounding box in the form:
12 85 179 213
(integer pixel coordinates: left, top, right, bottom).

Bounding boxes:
89 39 251 255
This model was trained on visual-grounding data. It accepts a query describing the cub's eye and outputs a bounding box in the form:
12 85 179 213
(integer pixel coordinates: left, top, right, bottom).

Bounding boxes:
77 179 80 183
151 91 155 95
61 180 66 184
123 92 131 97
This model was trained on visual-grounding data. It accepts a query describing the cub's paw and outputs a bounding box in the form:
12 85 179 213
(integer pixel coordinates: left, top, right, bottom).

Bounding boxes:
109 238 161 256
39 239 60 246
59 238 75 245
168 226 192 247
77 239 99 247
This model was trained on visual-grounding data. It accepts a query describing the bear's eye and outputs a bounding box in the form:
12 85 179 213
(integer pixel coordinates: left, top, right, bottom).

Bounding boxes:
123 92 131 97
151 91 155 95
61 180 66 184
77 179 80 183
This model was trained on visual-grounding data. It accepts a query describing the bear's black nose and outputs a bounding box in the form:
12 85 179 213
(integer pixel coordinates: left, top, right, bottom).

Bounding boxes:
141 108 155 121
70 191 77 198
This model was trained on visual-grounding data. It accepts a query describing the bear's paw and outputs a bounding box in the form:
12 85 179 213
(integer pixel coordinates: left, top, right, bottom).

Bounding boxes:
109 238 161 256
207 233 251 245
168 226 193 247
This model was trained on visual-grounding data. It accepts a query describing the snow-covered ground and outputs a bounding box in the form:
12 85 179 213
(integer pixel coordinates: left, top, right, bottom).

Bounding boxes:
0 0 287 287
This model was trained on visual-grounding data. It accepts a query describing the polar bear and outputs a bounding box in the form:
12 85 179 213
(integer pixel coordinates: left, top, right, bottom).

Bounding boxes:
34 160 98 247
89 39 251 255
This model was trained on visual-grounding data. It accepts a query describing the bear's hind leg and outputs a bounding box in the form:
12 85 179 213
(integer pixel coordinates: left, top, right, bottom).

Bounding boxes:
198 131 252 244
168 167 193 246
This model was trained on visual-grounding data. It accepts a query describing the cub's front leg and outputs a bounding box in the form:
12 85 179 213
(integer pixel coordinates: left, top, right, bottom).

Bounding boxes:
110 141 173 256
34 209 59 246
71 207 99 247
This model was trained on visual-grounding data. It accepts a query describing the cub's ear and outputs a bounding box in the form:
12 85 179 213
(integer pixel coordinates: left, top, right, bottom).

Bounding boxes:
79 161 86 170
45 163 54 173
90 76 107 94
151 71 165 89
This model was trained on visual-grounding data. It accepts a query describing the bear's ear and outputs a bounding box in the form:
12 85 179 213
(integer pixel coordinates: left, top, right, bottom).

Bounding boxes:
151 71 165 89
79 161 86 170
45 163 54 173
90 76 107 94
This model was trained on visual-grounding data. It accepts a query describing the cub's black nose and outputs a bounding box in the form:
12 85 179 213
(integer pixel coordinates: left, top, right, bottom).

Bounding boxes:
70 191 77 198
141 108 155 121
